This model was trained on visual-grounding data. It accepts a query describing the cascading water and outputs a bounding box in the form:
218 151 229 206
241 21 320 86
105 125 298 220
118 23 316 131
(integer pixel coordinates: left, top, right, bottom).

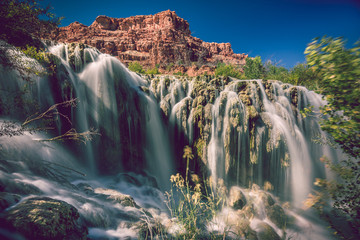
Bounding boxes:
162 76 336 206
47 43 174 181
0 40 341 239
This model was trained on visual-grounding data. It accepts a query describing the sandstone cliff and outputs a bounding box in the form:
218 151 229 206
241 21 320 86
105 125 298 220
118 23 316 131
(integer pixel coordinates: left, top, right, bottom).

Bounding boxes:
49 10 247 75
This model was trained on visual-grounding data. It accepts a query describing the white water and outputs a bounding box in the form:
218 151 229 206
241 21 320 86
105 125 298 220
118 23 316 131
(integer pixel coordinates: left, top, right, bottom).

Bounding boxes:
160 76 339 207
0 42 341 239
48 43 174 181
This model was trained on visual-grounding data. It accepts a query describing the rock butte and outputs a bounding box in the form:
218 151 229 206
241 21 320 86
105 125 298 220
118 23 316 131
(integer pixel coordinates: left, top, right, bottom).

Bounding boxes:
48 10 247 76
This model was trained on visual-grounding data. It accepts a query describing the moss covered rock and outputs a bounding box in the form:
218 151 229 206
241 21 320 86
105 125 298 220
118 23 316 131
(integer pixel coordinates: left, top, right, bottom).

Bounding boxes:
2 197 87 240
266 204 286 229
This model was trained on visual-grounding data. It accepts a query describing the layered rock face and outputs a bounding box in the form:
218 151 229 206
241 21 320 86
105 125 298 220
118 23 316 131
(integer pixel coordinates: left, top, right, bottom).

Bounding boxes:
49 10 247 73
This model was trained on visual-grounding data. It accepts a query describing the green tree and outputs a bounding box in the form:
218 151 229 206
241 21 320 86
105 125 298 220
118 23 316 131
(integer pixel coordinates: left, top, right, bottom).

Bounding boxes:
243 56 266 79
215 63 242 78
288 63 320 89
304 37 360 235
264 60 289 82
0 0 61 47
305 37 360 158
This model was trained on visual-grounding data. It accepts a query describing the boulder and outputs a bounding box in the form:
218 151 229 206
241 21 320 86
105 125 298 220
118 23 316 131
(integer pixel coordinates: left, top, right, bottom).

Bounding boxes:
266 204 286 229
2 197 87 240
228 186 247 210
94 188 139 208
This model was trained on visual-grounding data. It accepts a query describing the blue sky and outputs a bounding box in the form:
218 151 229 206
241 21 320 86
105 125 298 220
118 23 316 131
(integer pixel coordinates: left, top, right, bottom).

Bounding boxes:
44 0 360 68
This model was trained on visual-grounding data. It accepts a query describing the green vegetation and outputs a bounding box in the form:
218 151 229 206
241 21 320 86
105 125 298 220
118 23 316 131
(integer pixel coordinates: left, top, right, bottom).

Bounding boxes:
20 45 48 64
128 61 145 74
214 56 320 90
243 56 266 79
0 0 61 47
265 61 320 89
215 63 243 78
302 37 360 234
306 37 360 159
166 63 174 71
145 66 160 75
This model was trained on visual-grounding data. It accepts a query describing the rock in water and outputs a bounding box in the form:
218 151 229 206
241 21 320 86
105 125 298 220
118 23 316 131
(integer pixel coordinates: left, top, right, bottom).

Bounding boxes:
228 186 247 210
1 197 87 240
0 192 21 212
256 223 281 240
94 188 140 208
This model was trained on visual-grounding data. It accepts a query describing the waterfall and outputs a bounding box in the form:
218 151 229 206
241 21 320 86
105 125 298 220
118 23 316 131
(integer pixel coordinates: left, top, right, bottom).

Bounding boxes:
157 76 338 207
0 42 175 183
0 40 341 239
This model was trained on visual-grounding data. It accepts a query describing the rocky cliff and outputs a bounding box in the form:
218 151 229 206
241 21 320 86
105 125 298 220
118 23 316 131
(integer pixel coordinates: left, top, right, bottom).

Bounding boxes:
48 10 247 75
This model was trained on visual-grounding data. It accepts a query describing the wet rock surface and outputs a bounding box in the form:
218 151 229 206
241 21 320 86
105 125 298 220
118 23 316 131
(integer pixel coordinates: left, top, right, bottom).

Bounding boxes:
1 197 88 240
228 186 247 210
0 192 21 212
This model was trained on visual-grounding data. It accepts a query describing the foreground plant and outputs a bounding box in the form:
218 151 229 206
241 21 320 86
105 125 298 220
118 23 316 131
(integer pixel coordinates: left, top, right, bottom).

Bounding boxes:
165 146 227 239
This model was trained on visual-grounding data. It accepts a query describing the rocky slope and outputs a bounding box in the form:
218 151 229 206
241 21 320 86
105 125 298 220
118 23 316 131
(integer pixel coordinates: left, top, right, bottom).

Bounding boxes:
48 10 247 75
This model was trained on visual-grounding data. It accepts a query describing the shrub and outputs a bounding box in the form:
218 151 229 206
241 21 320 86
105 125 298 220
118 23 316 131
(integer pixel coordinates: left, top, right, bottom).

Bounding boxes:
264 60 289 82
243 56 266 79
166 63 174 71
305 37 360 159
215 63 242 78
20 45 47 64
145 66 160 75
128 61 145 74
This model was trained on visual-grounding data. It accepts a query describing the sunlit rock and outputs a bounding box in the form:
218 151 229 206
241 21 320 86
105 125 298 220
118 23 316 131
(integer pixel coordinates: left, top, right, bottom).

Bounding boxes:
2 197 88 240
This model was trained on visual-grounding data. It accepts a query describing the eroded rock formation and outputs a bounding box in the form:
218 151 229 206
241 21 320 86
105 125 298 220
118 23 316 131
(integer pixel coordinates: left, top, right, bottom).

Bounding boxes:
48 10 247 74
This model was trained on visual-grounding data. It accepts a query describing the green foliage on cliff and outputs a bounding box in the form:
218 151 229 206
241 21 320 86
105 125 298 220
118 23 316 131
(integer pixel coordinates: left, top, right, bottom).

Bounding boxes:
145 66 160 75
20 45 48 64
128 61 145 74
264 61 289 82
0 0 61 47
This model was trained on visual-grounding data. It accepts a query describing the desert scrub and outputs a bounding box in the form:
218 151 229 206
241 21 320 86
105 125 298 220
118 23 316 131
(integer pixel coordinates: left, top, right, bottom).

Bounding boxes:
165 146 227 239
